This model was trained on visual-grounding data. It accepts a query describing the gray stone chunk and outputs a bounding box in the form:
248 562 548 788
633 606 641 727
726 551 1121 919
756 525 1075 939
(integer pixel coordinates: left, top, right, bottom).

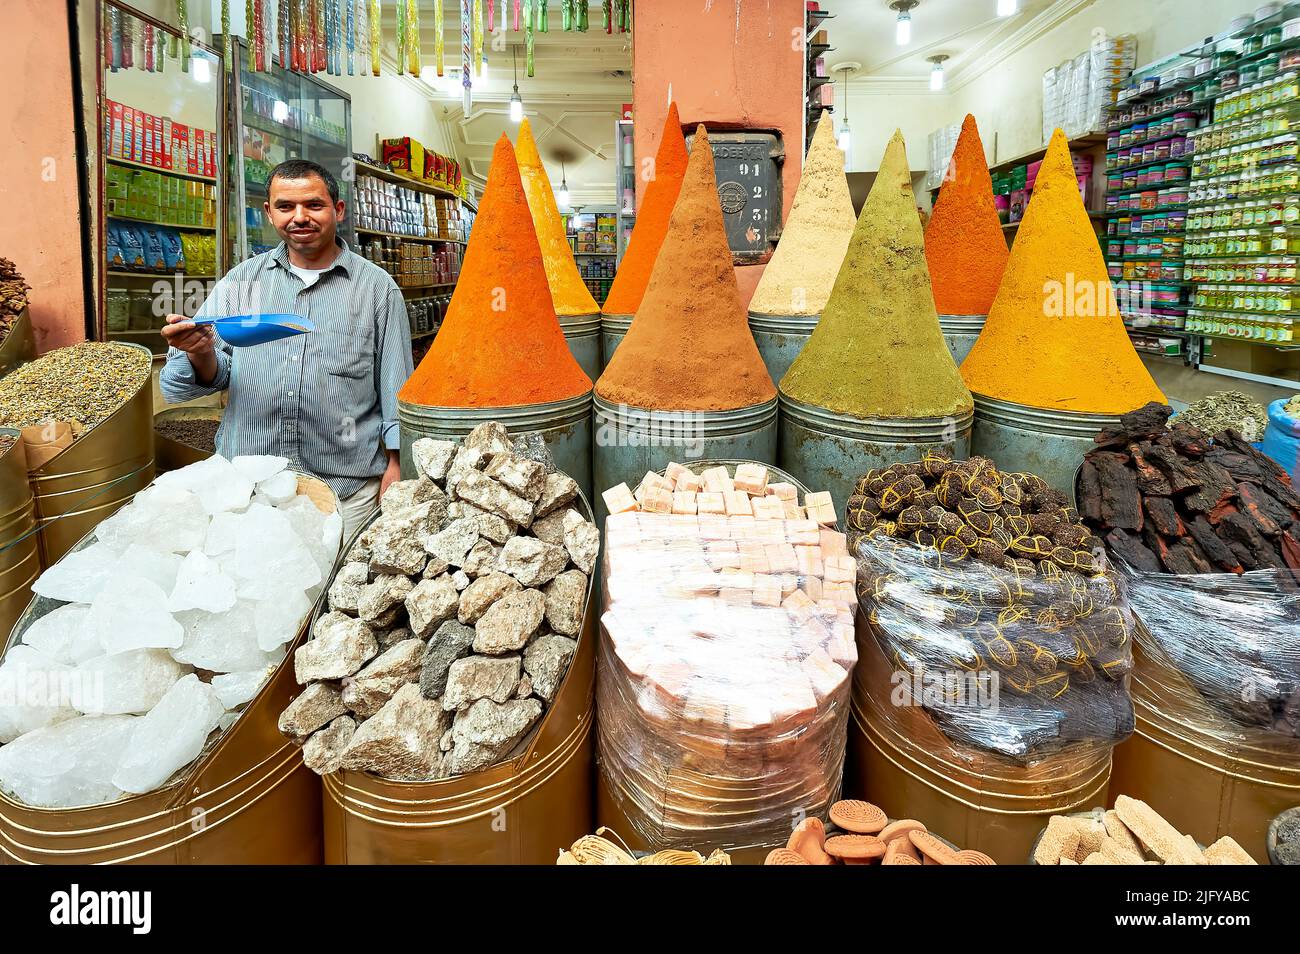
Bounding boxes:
462 539 502 578
422 554 450 579
368 503 433 576
439 727 454 752
515 674 533 699
534 472 580 519
303 715 356 774
562 510 600 575
543 569 587 637
451 570 471 591
412 438 457 482
472 589 545 654
341 638 426 717
450 502 516 544
442 654 522 710
327 562 370 615
278 681 349 740
445 446 488 497
358 574 414 628
529 508 575 547
295 615 379 682
424 516 480 568
380 477 448 519
405 575 460 638
419 620 477 698
463 421 512 456
457 571 521 624
524 633 578 703
455 470 535 528
484 454 547 502
497 536 569 587
445 698 543 776
339 684 449 781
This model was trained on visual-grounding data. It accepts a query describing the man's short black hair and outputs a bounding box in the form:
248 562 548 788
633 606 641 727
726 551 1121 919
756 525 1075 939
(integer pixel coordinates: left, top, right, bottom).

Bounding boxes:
268 158 340 203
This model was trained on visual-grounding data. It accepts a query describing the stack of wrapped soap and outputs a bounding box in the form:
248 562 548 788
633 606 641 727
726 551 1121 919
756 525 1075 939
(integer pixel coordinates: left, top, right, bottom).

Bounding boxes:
597 461 857 853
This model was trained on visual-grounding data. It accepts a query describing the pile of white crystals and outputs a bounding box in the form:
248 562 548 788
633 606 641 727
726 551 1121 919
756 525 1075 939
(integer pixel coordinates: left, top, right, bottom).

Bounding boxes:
0 454 341 808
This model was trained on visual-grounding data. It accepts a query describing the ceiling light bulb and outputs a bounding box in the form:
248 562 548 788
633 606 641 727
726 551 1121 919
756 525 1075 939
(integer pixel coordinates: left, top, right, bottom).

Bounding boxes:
557 181 570 208
191 55 211 83
896 11 912 46
930 61 945 91
997 0 1018 15
509 87 523 122
836 121 851 164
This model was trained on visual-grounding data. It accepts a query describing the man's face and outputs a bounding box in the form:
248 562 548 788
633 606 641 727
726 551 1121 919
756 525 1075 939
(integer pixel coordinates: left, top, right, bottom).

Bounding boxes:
265 174 344 255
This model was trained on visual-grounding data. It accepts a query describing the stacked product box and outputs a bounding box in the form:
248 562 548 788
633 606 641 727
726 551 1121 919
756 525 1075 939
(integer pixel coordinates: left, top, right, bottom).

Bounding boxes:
104 99 216 178
1042 34 1136 141
354 174 438 237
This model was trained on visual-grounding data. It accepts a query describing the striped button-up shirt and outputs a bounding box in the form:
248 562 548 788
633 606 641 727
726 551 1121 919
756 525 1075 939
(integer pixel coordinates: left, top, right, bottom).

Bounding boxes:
160 240 414 499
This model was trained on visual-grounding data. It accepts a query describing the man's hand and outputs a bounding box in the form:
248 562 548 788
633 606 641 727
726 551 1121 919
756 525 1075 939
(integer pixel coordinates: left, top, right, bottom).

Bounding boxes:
161 314 219 385
380 451 401 499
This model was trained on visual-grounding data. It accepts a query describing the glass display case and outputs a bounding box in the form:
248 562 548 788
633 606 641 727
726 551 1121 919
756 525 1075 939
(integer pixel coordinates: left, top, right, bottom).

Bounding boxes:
100 1 225 354
229 36 353 263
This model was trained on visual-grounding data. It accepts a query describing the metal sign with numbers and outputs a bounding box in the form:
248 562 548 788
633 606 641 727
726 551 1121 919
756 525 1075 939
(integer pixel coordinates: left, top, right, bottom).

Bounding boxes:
687 131 785 265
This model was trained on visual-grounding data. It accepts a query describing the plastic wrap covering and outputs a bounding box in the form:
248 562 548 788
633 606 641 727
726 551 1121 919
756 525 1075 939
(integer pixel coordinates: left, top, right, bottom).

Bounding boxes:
1120 564 1300 742
853 531 1136 763
597 509 856 853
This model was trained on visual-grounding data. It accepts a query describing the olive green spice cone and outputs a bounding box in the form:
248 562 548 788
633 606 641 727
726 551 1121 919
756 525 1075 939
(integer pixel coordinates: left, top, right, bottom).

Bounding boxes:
780 130 972 421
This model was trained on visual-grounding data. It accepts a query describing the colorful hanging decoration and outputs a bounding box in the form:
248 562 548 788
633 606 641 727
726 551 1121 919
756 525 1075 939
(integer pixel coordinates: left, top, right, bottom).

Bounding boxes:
395 0 406 73
487 0 494 33
561 0 572 31
473 0 483 75
121 10 134 68
579 0 588 31
539 0 547 32
346 0 355 74
408 0 420 75
176 0 188 70
369 0 381 75
513 0 520 32
524 0 534 76
315 0 327 72
280 0 291 68
256 0 267 72
462 0 472 109
436 0 445 74
603 0 611 33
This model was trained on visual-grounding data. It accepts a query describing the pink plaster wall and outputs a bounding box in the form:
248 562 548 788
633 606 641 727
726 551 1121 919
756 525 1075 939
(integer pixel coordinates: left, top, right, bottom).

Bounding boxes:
632 0 806 308
0 1 87 351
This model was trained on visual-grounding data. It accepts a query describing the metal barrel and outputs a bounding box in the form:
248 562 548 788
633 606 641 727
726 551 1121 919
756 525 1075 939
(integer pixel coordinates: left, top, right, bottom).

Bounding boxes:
938 314 987 365
599 312 632 371
748 310 819 386
0 474 339 864
320 489 598 864
591 395 778 523
28 342 156 568
970 393 1118 497
0 309 37 380
1108 641 1300 864
560 313 602 383
0 429 38 643
397 391 593 500
846 620 1112 864
779 391 973 513
154 407 222 474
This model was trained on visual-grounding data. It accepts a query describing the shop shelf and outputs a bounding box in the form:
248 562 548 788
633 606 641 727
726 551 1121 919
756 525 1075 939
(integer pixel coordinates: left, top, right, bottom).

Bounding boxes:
352 160 467 202
108 213 217 232
1105 155 1192 175
355 227 466 244
107 155 216 184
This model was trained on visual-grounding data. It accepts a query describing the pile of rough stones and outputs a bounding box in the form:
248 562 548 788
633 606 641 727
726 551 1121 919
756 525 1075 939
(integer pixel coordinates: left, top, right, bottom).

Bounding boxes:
278 423 598 780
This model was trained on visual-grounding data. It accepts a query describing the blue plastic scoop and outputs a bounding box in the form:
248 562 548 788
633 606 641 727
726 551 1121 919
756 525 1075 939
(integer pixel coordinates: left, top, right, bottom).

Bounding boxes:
191 314 315 347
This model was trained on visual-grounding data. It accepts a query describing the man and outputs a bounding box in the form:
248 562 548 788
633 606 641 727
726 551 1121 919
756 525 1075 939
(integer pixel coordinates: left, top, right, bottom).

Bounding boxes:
161 158 412 539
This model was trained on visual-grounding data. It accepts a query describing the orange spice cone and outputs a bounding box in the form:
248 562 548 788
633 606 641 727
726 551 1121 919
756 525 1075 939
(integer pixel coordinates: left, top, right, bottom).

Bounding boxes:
925 114 1009 316
959 128 1165 413
398 135 591 409
595 126 776 411
515 118 600 317
781 130 971 420
602 102 689 316
749 115 856 317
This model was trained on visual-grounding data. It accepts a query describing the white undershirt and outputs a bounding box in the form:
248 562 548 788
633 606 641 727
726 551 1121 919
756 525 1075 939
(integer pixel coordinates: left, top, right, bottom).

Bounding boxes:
289 263 330 288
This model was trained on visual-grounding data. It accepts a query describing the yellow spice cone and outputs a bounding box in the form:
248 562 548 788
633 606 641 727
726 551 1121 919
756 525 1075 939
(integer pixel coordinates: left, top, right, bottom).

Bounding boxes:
515 119 600 316
749 116 856 316
960 128 1165 413
781 130 971 420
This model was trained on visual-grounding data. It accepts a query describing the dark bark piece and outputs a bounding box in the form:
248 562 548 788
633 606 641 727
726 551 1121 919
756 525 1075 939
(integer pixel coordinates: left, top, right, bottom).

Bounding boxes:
1182 461 1238 513
1186 515 1245 573
1169 424 1210 457
1078 459 1104 526
1105 528 1162 572
1237 483 1284 537
1142 523 1172 570
1130 442 1173 495
1204 447 1274 484
1282 534 1300 573
1117 402 1173 439
1227 538 1260 571
1162 540 1202 575
1094 452 1143 531
1143 496 1185 538
1144 443 1202 493
1179 536 1215 574
1208 500 1239 526
1219 513 1284 568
